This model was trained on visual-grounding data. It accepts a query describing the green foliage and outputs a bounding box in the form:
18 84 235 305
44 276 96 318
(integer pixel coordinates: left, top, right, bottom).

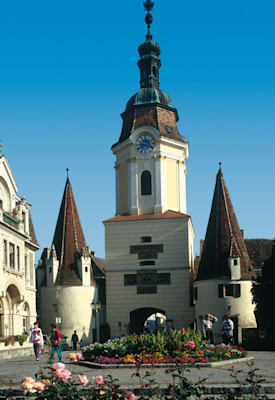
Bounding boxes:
82 328 207 361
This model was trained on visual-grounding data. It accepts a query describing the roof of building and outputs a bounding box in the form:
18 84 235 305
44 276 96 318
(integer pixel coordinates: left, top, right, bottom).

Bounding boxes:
52 177 92 285
196 167 252 281
91 254 105 278
28 211 39 248
245 238 274 275
104 209 189 223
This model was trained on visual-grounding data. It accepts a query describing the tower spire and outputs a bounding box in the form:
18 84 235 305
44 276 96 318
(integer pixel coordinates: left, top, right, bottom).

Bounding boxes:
138 0 161 89
143 0 154 40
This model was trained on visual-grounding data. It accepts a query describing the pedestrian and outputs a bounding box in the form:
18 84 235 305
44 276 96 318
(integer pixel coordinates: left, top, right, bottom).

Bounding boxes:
71 330 79 351
204 313 218 344
222 315 234 345
197 315 206 340
27 321 44 361
79 339 84 349
49 323 62 363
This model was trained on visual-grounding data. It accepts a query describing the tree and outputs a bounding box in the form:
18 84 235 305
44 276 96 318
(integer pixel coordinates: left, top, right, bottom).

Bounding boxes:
252 240 275 338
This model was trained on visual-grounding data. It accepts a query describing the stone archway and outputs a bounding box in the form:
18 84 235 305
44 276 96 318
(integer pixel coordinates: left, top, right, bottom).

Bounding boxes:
130 307 166 334
6 284 22 336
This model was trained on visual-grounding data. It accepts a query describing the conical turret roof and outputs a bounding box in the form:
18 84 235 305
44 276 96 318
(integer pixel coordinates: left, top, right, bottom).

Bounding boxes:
197 167 251 281
52 177 88 285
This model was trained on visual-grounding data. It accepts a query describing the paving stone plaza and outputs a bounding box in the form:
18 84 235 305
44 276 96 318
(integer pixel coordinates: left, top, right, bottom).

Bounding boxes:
0 351 275 397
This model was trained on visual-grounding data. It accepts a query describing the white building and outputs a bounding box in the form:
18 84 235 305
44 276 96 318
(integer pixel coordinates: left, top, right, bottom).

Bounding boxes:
0 147 39 337
194 167 257 344
104 11 195 337
36 176 105 344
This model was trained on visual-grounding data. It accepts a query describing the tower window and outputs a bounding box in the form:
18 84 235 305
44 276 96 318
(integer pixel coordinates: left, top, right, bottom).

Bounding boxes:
152 66 157 77
141 170 152 196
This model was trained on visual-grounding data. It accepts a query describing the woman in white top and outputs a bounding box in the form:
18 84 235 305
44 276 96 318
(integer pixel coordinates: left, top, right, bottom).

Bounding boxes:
27 321 44 361
204 313 218 344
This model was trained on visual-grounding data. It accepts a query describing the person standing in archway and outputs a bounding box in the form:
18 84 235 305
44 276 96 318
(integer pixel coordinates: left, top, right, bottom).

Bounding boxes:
27 321 44 361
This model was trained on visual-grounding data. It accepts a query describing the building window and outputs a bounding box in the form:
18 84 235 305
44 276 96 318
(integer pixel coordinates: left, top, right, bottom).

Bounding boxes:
193 287 198 301
0 200 3 209
22 211 26 232
141 236 152 243
49 267 52 273
25 254 28 278
218 284 241 298
234 259 238 266
141 170 152 195
17 246 20 270
9 243 15 269
85 266 88 272
3 240 7 265
140 260 155 266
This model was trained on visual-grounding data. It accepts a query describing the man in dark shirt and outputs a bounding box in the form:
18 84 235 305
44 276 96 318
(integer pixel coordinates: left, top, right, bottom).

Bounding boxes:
71 330 79 351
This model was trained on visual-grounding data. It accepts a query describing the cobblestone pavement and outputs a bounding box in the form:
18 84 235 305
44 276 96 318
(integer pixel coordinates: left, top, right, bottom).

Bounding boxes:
0 351 274 390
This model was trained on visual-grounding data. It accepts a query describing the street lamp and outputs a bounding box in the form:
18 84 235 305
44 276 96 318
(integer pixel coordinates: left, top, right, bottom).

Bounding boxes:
91 300 101 343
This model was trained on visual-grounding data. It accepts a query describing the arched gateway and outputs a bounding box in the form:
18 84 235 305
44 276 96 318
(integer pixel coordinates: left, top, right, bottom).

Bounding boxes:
130 307 166 334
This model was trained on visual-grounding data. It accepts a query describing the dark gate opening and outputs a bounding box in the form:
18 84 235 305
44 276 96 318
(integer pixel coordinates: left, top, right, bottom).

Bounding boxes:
129 307 166 334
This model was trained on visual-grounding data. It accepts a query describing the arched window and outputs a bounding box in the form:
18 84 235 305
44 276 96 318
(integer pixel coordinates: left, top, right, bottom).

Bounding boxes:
141 170 152 196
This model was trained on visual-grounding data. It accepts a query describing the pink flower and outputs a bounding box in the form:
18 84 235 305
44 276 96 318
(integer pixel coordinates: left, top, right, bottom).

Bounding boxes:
187 341 195 349
75 353 83 361
93 375 104 385
52 362 65 370
33 382 45 393
55 368 71 382
22 377 35 384
21 381 34 392
181 328 186 335
126 390 136 400
68 353 77 362
78 375 89 386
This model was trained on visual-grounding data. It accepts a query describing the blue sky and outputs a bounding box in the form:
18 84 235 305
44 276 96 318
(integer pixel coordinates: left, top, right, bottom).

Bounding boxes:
1 0 274 261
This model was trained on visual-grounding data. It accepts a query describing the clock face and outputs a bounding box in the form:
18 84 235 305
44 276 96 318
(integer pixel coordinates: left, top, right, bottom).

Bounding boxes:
136 134 155 154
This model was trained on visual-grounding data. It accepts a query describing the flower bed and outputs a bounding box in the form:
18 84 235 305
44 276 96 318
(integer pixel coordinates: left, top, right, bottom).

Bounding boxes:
82 328 246 365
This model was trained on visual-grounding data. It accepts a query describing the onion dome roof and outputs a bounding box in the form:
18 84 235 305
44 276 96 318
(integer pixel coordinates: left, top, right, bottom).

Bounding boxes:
126 87 173 110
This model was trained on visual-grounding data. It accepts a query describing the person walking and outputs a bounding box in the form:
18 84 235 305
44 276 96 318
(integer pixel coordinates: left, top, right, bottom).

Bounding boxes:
204 313 218 344
197 315 206 340
27 321 44 361
49 323 62 363
222 315 234 345
71 330 79 351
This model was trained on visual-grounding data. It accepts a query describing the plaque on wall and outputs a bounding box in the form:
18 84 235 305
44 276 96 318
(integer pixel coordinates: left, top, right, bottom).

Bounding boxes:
124 274 137 286
137 286 157 294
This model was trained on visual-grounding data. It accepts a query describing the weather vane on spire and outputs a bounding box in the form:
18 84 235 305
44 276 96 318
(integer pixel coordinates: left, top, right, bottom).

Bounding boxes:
143 0 155 40
143 0 154 12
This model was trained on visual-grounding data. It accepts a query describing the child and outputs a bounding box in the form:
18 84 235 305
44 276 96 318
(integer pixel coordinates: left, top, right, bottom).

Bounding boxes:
27 321 44 361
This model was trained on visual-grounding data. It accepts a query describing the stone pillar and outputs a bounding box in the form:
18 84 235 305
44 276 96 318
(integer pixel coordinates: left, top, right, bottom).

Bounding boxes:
178 161 187 214
128 158 138 215
154 155 166 214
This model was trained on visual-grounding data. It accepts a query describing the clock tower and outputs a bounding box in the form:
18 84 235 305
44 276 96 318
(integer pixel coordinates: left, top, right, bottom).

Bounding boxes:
105 1 195 337
112 2 189 216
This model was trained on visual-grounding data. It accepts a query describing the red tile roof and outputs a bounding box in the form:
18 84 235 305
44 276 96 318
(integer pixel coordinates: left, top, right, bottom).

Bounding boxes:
104 209 190 223
53 178 90 285
196 168 251 281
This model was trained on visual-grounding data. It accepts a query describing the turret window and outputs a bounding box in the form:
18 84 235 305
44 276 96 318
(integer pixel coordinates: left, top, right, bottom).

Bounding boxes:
141 170 152 196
